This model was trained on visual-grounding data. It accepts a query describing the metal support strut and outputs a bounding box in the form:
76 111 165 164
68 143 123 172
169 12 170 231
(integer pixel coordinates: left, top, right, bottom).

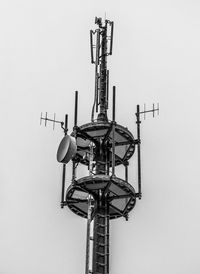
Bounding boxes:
61 114 68 208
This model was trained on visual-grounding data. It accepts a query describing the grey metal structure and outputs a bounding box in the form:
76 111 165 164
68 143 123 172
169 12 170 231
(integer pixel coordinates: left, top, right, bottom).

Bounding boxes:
41 16 159 274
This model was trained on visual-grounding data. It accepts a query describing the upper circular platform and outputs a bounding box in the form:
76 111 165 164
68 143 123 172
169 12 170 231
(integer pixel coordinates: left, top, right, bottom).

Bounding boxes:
65 174 136 220
72 121 135 166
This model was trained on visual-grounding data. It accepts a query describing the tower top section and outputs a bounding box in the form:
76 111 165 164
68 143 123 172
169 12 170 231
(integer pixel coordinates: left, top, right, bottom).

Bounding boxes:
90 17 114 122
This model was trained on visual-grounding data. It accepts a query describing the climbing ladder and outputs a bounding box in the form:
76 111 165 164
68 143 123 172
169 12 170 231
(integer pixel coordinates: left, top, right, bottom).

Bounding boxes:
92 201 109 274
85 197 110 274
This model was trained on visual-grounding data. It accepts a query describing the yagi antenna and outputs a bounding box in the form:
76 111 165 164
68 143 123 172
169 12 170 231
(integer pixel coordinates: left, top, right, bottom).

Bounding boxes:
139 103 159 119
40 112 65 131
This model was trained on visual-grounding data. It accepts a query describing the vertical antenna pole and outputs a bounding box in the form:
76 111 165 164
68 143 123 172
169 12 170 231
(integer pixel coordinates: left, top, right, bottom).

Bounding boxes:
125 161 129 216
112 86 116 176
125 162 128 182
64 114 68 134
61 114 68 208
136 105 142 198
106 70 109 109
112 86 116 121
72 91 78 184
74 90 78 127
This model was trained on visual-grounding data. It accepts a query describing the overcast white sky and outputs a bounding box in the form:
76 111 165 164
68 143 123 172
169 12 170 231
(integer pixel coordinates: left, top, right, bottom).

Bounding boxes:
1 0 200 273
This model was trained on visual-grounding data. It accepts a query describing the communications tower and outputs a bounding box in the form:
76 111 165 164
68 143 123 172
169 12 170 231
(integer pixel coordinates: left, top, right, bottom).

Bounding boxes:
41 16 159 274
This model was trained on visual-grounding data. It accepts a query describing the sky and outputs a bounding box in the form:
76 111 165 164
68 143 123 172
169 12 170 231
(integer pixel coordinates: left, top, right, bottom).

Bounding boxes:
1 0 200 273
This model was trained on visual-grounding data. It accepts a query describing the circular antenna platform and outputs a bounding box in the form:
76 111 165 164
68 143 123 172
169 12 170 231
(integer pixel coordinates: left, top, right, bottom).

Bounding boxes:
65 175 136 220
72 121 135 166
57 135 77 164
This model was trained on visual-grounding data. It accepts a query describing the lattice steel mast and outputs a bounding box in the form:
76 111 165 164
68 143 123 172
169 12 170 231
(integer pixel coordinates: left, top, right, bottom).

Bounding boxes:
41 16 159 274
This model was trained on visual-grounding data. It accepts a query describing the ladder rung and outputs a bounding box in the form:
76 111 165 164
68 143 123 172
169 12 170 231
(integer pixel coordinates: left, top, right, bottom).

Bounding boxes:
96 251 109 256
97 223 107 227
96 262 107 266
97 243 108 246
97 232 109 236
97 213 108 217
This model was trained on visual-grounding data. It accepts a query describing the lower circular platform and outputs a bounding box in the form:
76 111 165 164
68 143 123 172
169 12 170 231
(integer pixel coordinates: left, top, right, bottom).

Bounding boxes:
65 175 136 220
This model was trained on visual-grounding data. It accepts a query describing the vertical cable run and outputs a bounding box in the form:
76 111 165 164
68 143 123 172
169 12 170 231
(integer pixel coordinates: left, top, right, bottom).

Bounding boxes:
112 86 116 176
136 105 142 198
72 91 78 184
